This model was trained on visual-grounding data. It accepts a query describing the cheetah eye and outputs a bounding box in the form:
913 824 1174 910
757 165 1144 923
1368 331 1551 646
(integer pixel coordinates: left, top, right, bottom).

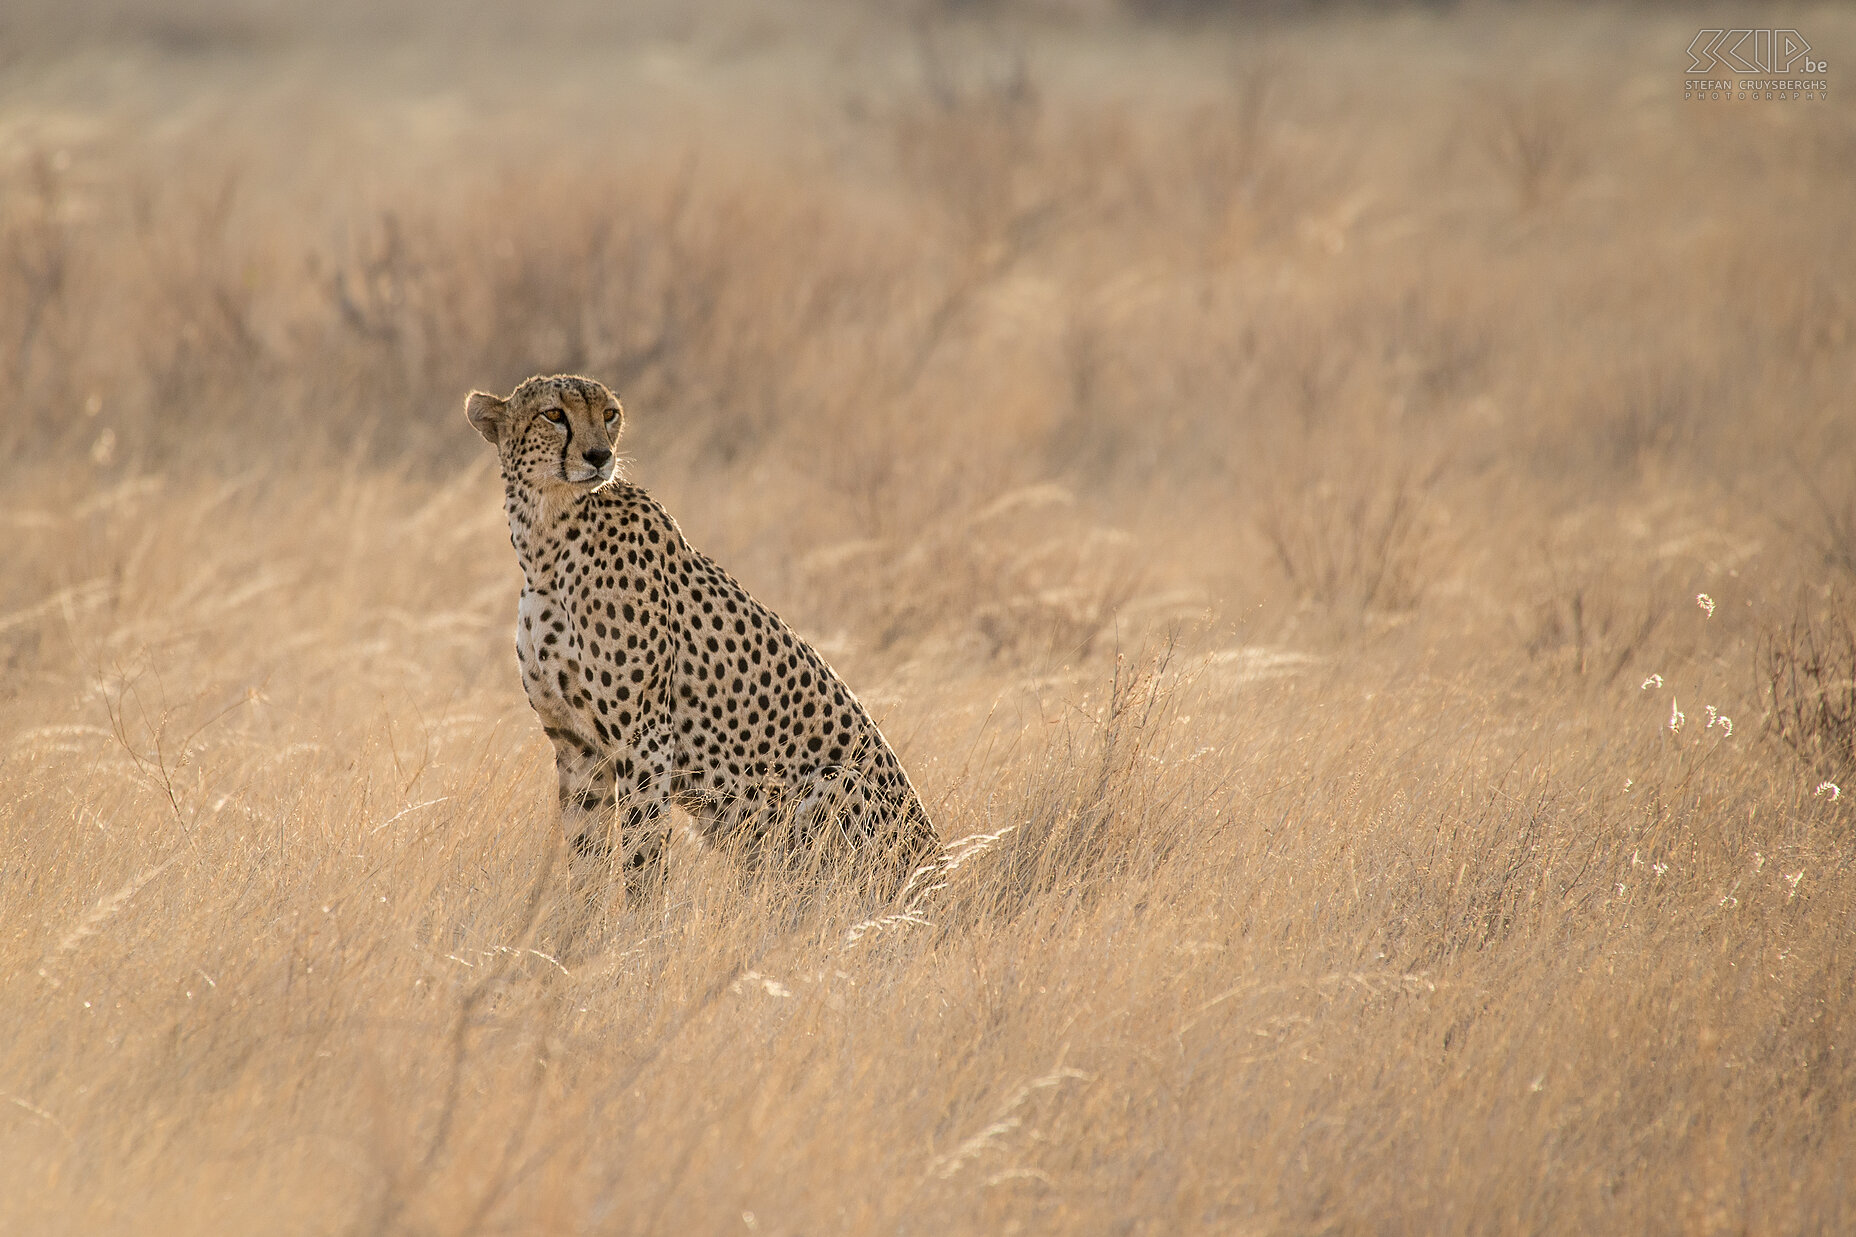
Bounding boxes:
603 408 620 425
540 407 566 425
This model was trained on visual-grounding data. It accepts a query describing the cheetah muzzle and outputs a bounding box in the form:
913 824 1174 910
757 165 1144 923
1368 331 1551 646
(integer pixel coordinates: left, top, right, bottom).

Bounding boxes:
467 374 941 906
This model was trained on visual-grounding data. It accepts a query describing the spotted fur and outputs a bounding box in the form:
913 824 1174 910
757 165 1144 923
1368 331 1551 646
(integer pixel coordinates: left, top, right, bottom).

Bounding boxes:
468 375 940 900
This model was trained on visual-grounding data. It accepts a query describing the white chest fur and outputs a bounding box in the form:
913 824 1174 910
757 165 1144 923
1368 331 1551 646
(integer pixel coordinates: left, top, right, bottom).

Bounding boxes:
515 584 580 730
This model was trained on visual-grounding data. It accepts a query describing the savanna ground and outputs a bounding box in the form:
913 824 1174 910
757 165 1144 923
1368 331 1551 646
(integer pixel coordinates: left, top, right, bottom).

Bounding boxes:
2 1 1854 1232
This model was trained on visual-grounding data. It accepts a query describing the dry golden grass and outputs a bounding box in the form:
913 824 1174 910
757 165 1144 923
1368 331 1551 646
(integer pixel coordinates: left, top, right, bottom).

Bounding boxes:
3 4 1854 1232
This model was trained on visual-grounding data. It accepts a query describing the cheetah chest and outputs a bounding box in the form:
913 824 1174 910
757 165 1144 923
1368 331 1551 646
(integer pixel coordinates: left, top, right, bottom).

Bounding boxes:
515 586 587 735
515 559 666 753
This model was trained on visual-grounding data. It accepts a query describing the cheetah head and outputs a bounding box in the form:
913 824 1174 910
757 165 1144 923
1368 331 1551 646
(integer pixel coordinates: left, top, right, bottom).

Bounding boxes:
465 374 624 493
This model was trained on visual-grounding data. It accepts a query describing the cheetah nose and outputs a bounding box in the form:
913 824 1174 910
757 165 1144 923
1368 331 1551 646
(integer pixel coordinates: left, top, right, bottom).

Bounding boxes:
583 446 613 469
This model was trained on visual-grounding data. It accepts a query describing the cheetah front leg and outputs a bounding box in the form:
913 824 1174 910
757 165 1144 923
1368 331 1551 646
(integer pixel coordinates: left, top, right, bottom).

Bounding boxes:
612 722 684 901
552 725 679 913
547 728 622 910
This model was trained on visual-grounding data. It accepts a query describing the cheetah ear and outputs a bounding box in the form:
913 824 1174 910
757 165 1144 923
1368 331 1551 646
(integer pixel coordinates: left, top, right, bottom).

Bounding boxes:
465 390 508 447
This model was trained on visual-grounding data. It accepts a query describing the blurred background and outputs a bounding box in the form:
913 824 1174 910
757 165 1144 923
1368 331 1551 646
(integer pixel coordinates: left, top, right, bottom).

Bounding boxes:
3 2 1854 1233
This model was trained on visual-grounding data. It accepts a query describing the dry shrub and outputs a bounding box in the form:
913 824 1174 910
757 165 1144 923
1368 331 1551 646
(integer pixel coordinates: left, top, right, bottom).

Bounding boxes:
1258 466 1431 614
1475 80 1586 212
136 172 276 427
0 153 88 462
1523 562 1668 686
296 162 932 469
893 27 1046 258
1588 359 1708 474
799 481 1145 663
1180 58 1280 244
1760 594 1856 783
1783 454 1856 580
938 645 1204 926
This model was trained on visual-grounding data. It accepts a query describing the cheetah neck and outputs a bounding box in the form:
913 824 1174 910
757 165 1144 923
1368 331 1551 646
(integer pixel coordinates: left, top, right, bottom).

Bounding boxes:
501 479 581 591
501 476 642 593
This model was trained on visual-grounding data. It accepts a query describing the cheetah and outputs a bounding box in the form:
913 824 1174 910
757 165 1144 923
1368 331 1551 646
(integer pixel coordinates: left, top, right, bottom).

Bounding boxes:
467 374 940 904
